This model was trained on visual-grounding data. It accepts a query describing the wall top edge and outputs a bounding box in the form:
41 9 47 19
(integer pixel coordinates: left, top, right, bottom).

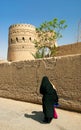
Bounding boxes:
1 54 81 64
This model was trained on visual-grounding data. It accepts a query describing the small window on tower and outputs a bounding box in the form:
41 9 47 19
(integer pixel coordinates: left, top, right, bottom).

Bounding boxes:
29 37 31 41
16 37 18 42
11 38 12 43
22 37 25 41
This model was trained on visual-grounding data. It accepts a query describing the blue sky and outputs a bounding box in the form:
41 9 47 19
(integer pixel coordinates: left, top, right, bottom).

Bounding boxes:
0 0 81 59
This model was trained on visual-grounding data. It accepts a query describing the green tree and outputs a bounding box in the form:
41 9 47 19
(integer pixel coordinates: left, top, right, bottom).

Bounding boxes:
33 18 67 58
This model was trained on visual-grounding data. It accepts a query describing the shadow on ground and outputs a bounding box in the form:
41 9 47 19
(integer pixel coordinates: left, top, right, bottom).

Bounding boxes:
24 111 44 124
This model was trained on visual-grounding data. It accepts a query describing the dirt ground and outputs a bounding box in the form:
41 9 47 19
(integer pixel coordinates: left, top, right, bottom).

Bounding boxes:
0 97 81 130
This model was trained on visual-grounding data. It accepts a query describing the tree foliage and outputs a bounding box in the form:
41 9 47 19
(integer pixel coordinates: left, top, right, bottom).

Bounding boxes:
33 18 67 58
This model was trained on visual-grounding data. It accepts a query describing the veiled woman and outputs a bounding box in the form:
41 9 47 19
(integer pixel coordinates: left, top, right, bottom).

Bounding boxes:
40 76 58 123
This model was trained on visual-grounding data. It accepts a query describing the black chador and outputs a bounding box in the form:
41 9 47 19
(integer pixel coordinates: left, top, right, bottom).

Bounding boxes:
40 76 58 123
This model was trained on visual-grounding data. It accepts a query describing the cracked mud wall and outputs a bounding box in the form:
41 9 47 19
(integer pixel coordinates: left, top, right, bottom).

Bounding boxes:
0 54 81 112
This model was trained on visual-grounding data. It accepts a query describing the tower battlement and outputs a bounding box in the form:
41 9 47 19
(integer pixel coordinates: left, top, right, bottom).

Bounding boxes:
9 24 35 31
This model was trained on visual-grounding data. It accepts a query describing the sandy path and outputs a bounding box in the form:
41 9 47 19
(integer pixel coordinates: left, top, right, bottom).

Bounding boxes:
0 98 81 130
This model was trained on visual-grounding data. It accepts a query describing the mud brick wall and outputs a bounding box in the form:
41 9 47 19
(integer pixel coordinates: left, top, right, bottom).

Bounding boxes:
56 42 81 56
0 54 81 112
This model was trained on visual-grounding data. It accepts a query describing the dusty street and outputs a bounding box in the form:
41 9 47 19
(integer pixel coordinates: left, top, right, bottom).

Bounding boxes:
0 98 81 130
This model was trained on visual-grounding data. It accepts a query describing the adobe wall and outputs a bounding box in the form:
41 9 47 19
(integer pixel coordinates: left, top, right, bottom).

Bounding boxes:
0 54 81 112
56 42 81 56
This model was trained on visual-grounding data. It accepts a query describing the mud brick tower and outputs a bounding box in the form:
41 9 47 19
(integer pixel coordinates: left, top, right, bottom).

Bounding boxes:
7 24 37 61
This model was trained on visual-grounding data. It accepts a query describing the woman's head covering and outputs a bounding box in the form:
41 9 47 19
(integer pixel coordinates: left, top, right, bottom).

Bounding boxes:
40 76 58 102
41 76 50 86
41 76 56 89
40 76 54 94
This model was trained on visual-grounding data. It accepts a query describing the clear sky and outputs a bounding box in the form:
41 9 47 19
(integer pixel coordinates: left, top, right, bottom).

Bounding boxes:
0 0 81 59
